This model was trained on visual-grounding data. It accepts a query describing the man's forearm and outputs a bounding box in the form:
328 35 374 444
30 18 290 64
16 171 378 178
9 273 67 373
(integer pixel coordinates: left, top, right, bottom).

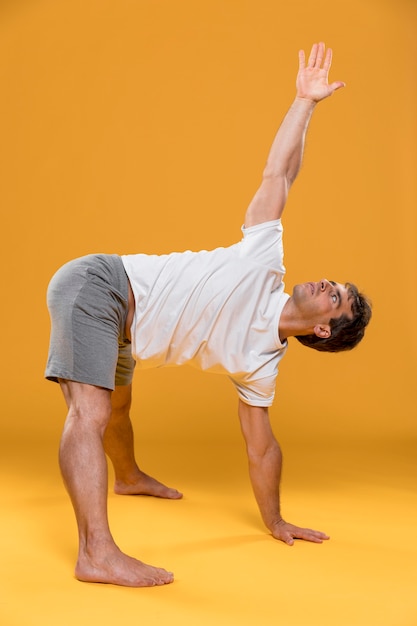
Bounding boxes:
244 97 316 227
263 97 316 185
247 438 283 531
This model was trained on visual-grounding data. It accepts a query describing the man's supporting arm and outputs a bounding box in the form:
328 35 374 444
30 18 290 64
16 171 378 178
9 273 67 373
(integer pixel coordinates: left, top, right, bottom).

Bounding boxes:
238 400 330 545
244 42 345 228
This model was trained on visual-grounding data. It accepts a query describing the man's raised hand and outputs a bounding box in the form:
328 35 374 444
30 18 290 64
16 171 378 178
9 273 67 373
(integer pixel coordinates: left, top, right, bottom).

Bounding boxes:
296 42 345 103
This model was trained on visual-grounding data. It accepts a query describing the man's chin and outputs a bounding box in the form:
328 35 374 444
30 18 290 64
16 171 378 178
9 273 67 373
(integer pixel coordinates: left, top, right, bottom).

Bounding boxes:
293 283 308 296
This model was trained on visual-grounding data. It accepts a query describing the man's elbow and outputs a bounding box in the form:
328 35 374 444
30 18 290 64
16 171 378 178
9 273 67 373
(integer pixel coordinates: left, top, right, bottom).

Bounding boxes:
246 437 281 465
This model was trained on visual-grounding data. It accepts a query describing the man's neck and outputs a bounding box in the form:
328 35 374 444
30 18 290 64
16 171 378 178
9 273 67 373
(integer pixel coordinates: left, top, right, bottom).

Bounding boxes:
278 297 313 343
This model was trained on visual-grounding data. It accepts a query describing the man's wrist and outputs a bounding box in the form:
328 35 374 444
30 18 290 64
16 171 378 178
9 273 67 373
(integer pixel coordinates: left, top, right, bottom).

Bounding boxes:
267 517 285 532
294 95 318 108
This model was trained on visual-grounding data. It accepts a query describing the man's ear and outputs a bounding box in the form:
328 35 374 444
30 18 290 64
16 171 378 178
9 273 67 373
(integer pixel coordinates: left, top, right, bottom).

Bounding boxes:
313 324 331 339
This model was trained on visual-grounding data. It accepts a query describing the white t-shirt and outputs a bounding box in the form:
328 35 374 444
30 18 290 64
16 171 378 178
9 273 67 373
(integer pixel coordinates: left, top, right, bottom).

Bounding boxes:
121 219 289 406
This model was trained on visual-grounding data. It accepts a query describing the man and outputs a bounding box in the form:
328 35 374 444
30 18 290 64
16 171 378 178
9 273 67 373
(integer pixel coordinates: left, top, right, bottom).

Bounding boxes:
45 42 372 588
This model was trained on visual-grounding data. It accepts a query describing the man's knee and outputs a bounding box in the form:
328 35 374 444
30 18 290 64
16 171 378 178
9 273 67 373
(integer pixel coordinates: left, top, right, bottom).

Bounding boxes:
111 385 132 418
60 380 113 430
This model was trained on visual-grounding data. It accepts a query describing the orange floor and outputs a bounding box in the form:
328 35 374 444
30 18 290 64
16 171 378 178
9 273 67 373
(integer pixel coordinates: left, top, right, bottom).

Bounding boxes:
2 428 416 626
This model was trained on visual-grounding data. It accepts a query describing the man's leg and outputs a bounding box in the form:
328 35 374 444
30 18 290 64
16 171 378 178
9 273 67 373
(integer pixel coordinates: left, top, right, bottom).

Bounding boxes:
58 379 174 587
103 384 182 499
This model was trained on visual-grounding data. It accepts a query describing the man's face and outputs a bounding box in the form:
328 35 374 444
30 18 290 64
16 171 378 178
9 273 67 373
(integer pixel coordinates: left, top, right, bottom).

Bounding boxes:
292 279 353 329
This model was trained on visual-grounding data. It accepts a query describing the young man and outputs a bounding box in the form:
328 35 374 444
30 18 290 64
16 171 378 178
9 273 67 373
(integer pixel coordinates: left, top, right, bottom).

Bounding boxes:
45 43 372 588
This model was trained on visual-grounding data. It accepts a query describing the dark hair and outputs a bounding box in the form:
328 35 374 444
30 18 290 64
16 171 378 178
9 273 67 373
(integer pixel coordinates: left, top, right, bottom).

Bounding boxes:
295 283 372 353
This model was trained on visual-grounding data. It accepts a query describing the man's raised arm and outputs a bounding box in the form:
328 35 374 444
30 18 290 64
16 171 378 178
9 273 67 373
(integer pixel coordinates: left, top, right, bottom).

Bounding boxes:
244 42 345 228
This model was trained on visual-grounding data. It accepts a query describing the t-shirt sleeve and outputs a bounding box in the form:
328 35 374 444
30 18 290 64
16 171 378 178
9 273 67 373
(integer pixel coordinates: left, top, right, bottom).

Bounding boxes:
228 373 277 407
238 219 285 273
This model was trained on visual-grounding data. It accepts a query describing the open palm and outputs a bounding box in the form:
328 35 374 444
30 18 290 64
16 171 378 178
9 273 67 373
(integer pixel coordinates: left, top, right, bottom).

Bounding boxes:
296 42 345 102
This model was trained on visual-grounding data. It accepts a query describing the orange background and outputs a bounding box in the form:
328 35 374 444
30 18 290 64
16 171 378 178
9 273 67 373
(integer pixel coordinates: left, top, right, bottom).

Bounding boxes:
1 0 416 445
0 1 416 625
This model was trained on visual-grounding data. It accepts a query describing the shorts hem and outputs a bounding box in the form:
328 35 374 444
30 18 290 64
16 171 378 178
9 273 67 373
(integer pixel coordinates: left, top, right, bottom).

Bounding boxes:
45 371 115 391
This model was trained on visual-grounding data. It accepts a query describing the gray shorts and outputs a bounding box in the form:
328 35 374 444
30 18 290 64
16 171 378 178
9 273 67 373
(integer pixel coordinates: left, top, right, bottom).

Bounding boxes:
45 254 135 390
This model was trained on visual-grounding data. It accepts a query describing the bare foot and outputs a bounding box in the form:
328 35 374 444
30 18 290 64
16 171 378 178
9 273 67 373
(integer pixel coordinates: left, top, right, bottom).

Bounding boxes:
114 470 183 500
75 543 174 587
